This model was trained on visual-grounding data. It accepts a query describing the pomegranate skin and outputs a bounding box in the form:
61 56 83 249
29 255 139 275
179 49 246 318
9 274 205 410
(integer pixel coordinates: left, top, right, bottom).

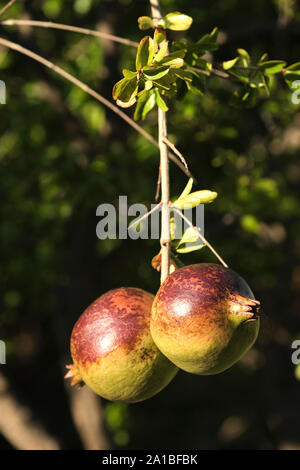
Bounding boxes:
150 263 260 375
67 287 178 403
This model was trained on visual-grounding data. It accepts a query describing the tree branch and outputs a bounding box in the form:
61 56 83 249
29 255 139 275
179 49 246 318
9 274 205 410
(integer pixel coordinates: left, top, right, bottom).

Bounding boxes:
1 19 139 47
0 0 17 19
0 37 193 180
0 373 60 449
0 37 158 145
67 385 110 450
186 65 230 79
150 0 170 284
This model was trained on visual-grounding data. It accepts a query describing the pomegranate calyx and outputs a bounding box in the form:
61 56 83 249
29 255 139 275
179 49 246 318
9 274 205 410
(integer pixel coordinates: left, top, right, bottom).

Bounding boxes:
228 293 260 320
65 364 85 388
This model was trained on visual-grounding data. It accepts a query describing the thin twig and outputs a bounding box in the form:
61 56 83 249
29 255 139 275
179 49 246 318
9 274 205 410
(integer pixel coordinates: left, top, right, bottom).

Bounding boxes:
150 0 170 284
168 152 194 180
1 19 139 47
186 65 230 79
128 202 162 231
0 37 158 146
173 207 229 268
0 0 17 19
163 137 196 183
155 165 161 202
163 137 188 169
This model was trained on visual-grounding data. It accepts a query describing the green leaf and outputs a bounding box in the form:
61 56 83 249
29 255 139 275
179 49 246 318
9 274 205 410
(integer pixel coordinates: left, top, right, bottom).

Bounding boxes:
283 72 300 90
178 226 199 244
154 41 169 63
249 70 267 88
134 89 156 121
152 75 173 90
237 48 250 67
185 71 206 95
136 36 155 70
176 242 205 254
286 62 300 72
155 50 186 67
155 89 168 111
159 12 193 31
194 27 219 55
229 68 250 84
143 65 170 81
259 52 269 63
144 80 153 90
259 60 286 74
112 77 138 102
223 57 239 70
173 190 218 209
122 69 138 79
178 178 193 200
154 28 166 47
116 96 136 108
176 227 204 253
174 69 193 82
193 58 212 71
137 16 153 30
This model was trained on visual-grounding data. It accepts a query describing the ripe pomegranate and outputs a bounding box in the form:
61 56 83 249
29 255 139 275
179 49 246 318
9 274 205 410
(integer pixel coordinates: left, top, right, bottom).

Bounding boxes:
150 263 260 375
65 287 178 402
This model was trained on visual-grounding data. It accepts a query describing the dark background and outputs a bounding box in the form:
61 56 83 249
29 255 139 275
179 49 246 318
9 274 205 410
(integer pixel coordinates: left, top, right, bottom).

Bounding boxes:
0 0 299 450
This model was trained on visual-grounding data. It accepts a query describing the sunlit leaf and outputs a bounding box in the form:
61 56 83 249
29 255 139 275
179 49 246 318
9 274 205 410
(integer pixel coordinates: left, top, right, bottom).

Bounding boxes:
173 190 218 209
154 41 169 63
176 238 204 254
155 89 168 111
112 77 138 103
134 89 156 121
159 12 193 31
156 50 186 68
223 57 239 70
154 28 167 47
143 65 170 80
137 16 153 30
122 69 138 79
285 62 300 72
237 48 250 67
178 178 193 200
259 60 286 74
116 96 136 108
136 36 155 70
178 226 199 244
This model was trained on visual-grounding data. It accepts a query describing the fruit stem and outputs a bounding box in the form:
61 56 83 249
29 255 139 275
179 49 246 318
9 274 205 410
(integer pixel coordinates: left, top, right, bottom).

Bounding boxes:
150 0 171 284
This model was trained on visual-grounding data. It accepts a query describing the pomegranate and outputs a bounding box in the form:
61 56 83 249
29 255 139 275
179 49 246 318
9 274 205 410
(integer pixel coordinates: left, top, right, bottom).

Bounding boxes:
65 287 178 402
150 263 260 375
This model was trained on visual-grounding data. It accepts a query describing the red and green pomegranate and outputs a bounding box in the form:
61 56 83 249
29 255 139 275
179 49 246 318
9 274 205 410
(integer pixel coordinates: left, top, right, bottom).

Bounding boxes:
150 263 260 375
65 287 178 403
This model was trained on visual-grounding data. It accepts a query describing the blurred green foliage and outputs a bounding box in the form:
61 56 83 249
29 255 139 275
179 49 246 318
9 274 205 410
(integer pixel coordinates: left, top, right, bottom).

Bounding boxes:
0 0 300 450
